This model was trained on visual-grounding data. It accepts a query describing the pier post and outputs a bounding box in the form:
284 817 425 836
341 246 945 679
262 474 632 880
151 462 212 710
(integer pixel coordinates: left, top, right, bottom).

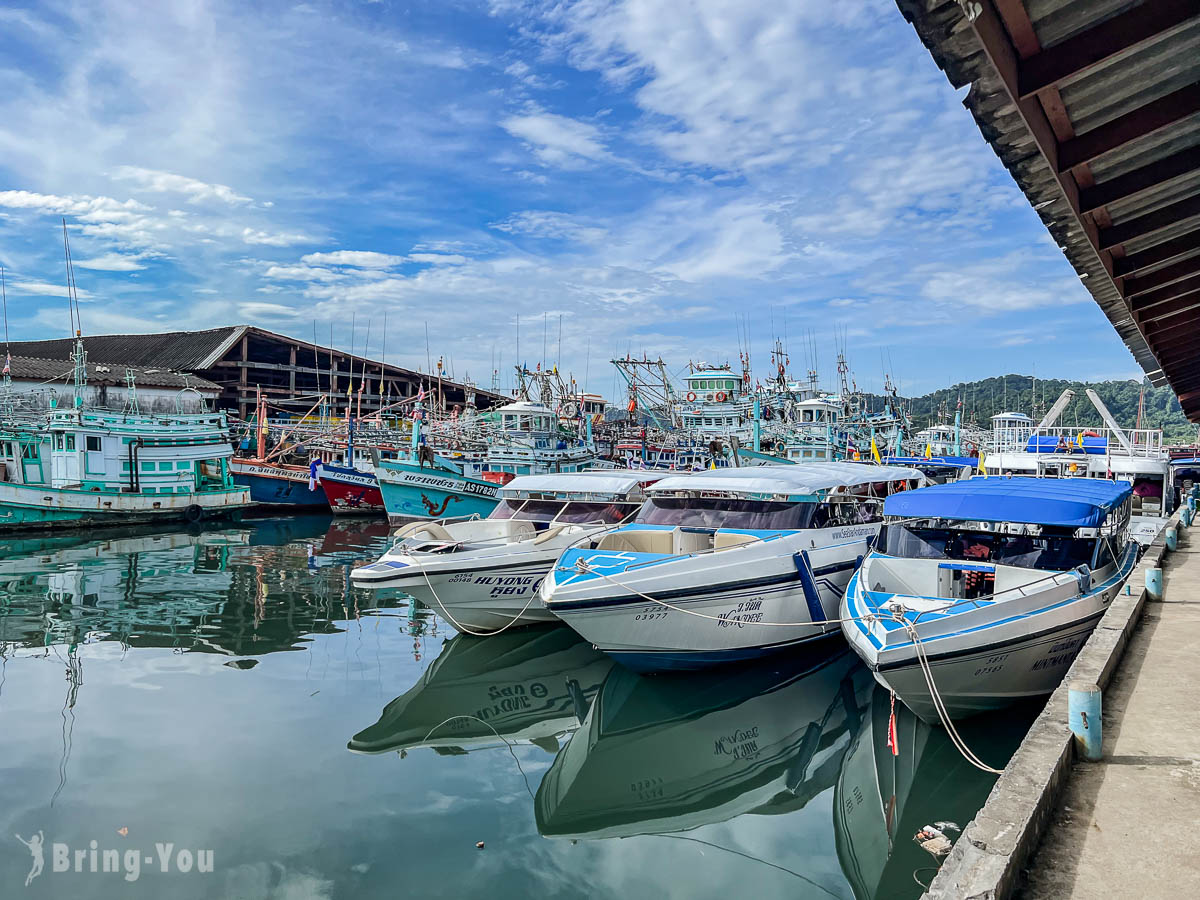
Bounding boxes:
1068 682 1103 761
1184 506 1194 528
1146 567 1163 600
1166 527 1178 551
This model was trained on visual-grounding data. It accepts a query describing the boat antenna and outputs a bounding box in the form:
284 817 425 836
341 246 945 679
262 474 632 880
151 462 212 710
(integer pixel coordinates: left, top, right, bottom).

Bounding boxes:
1 265 11 416
62 218 83 338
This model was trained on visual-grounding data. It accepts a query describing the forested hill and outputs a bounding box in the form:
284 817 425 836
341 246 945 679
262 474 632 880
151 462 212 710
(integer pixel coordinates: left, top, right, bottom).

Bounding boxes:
891 376 1197 444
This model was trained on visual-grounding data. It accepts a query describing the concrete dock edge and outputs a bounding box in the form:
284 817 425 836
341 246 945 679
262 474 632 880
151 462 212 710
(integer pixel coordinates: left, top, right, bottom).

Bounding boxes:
921 511 1181 900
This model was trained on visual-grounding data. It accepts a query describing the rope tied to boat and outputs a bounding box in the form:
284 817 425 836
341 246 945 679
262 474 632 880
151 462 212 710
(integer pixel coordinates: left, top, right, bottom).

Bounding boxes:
570 557 871 629
570 558 1006 776
413 556 542 638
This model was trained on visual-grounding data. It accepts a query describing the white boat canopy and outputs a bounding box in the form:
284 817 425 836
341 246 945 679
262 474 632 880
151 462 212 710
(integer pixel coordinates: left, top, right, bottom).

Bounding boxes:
499 470 675 500
646 462 922 498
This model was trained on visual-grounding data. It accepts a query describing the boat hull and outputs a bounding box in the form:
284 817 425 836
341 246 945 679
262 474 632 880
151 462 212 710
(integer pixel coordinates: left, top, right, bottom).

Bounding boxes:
318 464 385 515
353 554 560 630
843 544 1138 723
0 481 249 531
867 612 1105 723
374 461 499 523
543 532 874 672
232 462 329 510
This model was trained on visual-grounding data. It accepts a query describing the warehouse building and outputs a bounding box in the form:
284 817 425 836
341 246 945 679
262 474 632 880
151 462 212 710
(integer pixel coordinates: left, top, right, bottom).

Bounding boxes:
6 325 505 420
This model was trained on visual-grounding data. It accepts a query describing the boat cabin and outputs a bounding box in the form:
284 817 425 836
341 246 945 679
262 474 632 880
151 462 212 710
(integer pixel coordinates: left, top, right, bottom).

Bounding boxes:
867 476 1131 603
491 471 669 526
592 463 923 557
0 408 236 496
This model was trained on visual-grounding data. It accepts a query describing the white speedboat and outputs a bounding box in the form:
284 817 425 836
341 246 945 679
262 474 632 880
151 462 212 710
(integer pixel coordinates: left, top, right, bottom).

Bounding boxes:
842 476 1138 723
347 624 613 757
349 470 669 631
536 650 870 839
539 463 923 671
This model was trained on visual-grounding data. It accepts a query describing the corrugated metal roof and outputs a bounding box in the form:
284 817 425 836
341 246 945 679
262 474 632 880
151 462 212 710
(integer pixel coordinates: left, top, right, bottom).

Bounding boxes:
6 355 222 391
5 325 507 401
896 0 1200 418
7 327 244 370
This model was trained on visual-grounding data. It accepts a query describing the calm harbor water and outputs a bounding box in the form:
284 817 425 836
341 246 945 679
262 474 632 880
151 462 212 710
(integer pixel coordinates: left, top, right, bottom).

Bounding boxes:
0 517 1036 899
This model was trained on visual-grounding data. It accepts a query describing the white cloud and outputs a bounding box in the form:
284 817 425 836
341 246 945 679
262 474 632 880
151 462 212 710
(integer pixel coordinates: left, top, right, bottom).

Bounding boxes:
238 301 305 319
241 228 313 247
73 252 154 272
264 264 347 282
492 210 608 244
501 111 610 167
300 251 405 268
113 167 252 205
408 253 467 265
10 279 92 299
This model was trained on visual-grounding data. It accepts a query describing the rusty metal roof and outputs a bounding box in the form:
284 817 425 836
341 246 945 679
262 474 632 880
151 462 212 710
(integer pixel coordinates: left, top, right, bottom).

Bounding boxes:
6 355 222 391
897 0 1200 418
6 325 506 401
7 327 245 370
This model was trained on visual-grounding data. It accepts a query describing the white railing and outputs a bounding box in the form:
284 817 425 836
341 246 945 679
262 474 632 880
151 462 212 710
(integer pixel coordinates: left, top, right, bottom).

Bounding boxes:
990 425 1164 458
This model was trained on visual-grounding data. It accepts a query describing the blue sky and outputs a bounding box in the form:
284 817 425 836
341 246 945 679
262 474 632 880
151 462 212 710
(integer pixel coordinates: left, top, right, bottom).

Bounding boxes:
0 0 1140 399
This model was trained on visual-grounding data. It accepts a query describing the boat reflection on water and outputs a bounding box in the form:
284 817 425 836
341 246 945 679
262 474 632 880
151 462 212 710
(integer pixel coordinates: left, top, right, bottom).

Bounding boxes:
833 685 1035 899
0 516 396 654
348 624 615 757
535 649 872 839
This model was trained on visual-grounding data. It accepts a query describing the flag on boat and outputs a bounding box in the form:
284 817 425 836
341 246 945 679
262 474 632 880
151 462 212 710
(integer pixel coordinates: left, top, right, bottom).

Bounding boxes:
1 353 8 375
978 446 987 476
924 443 933 460
417 386 426 403
870 437 882 464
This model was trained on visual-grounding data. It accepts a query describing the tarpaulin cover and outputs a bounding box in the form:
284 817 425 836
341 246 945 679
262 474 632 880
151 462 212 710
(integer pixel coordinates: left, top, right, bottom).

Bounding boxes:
884 476 1131 528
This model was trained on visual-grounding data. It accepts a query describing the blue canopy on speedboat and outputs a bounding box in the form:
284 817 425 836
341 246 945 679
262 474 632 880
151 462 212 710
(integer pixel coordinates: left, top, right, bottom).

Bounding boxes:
883 476 1131 528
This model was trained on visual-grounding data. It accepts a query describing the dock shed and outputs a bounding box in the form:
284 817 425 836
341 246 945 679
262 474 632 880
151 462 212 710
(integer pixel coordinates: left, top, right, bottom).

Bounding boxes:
6 325 507 420
896 0 1200 417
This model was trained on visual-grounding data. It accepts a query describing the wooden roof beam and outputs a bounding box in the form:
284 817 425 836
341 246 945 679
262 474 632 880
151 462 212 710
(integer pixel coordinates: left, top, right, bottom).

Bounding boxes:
1058 84 1200 172
1114 229 1200 276
1131 272 1200 312
1124 254 1200 296
1019 1 1200 99
1147 328 1200 360
1098 195 1200 249
1079 147 1200 213
1153 334 1200 364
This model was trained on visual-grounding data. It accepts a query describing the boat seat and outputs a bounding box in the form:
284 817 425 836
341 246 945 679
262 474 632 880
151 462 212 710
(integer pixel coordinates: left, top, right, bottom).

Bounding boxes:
396 522 455 543
599 530 675 555
714 532 759 551
532 526 566 545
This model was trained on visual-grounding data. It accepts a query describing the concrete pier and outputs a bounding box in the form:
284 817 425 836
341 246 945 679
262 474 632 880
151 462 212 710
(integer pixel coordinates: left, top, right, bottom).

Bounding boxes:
923 514 1196 900
1020 533 1200 899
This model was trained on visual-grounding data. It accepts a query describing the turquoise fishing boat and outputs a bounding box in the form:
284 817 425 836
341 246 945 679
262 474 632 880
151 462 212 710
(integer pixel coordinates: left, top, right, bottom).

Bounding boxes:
0 340 250 530
371 398 600 524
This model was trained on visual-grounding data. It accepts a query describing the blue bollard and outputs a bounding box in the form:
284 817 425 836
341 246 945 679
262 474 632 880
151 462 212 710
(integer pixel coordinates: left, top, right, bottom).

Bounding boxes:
1188 497 1196 513
1184 507 1194 528
1146 567 1163 600
1166 527 1178 551
1068 682 1103 761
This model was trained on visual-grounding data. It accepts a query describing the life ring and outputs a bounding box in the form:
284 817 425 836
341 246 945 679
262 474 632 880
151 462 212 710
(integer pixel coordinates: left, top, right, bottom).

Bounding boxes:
1081 430 1100 438
183 504 204 524
686 391 697 402
715 391 728 402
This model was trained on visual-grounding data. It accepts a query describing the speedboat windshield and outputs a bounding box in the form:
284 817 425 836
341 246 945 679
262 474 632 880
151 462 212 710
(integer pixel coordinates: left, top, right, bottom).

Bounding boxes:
876 523 1096 570
490 498 637 524
635 497 820 530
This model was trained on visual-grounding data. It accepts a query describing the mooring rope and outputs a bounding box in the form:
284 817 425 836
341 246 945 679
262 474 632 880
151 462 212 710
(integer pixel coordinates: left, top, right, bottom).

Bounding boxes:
415 557 542 637
568 557 1006 775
